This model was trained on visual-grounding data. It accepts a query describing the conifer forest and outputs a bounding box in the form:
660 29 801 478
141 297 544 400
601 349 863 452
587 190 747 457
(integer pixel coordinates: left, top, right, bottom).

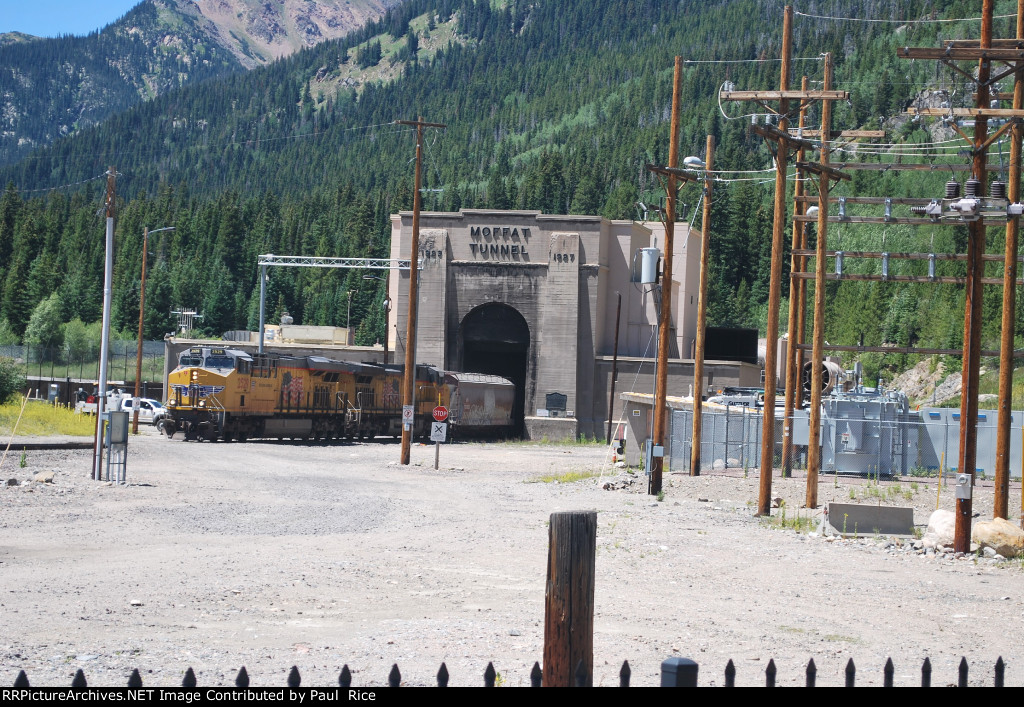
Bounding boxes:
0 0 1018 384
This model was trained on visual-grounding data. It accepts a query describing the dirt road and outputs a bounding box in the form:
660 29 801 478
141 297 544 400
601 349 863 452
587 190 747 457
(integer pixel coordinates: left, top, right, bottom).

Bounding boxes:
2 431 1022 686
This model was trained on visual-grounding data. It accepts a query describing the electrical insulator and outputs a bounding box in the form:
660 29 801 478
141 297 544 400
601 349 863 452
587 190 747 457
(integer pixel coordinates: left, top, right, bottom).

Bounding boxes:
838 197 846 220
882 253 889 279
884 197 893 221
991 181 1008 200
965 178 981 197
835 251 844 277
928 253 936 280
912 201 942 218
945 180 961 199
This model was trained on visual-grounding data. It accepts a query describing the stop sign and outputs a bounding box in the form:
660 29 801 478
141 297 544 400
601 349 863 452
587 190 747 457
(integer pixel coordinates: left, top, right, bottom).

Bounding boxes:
432 406 449 422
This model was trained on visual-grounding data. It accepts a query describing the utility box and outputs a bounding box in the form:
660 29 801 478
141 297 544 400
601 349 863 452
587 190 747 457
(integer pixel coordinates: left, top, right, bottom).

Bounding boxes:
955 474 972 500
105 411 130 485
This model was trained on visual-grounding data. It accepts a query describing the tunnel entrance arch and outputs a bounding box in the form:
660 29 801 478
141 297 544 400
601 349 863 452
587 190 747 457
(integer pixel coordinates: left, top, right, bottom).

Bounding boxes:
458 303 530 435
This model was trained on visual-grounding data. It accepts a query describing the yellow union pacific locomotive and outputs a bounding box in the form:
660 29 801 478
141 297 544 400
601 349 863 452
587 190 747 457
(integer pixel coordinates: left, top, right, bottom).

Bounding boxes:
164 346 514 442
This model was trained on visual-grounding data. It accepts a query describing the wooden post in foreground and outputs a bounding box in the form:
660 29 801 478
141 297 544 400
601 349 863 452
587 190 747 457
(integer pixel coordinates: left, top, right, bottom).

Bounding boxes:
543 510 596 687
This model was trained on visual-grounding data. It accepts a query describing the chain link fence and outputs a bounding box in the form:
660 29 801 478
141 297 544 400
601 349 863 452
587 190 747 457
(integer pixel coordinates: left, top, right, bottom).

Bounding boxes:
669 404 1024 480
0 341 165 388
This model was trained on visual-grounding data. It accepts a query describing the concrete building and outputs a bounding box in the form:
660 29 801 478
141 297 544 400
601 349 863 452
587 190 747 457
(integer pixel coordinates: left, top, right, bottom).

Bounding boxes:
388 209 760 440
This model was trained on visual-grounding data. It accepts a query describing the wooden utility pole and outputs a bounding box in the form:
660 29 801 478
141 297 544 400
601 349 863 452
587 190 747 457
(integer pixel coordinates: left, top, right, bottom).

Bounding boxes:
997 0 1024 522
543 511 596 687
720 7 848 514
781 76 810 477
805 54 842 509
396 117 446 466
133 225 150 436
648 56 684 496
954 1 993 552
896 0 1024 538
689 135 714 477
758 5 794 515
606 292 621 445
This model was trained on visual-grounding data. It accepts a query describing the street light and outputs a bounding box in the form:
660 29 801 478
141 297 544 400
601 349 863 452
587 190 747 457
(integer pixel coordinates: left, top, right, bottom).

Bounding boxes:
363 274 392 363
133 226 174 434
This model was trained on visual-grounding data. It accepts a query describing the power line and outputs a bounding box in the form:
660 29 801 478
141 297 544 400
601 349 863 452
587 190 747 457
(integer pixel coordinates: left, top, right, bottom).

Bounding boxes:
11 120 414 166
13 172 108 195
683 56 824 64
794 9 1015 24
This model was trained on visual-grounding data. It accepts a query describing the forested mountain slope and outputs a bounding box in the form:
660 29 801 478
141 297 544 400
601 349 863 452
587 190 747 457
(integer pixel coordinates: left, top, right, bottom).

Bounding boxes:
1 0 1017 383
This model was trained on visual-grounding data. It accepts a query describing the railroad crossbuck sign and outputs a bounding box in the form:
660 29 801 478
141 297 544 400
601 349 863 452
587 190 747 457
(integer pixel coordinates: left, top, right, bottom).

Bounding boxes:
432 406 449 422
430 422 447 443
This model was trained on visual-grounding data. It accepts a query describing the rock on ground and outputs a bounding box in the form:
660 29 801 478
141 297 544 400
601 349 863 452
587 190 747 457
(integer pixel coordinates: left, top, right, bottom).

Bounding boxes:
973 517 1024 558
922 508 955 549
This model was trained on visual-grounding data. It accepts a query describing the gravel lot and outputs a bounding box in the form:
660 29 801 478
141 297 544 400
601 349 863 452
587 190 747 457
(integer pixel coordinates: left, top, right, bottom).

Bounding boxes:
2 429 1023 687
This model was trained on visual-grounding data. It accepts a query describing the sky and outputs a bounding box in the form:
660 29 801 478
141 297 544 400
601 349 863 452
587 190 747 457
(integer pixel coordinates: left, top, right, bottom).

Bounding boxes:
3 1 143 37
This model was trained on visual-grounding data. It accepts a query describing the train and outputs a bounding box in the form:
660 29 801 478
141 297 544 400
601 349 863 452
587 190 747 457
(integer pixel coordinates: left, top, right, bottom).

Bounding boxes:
162 345 515 442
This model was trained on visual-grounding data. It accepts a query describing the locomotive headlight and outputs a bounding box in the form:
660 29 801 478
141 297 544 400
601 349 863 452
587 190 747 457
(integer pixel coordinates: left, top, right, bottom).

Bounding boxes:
199 400 205 407
191 371 198 380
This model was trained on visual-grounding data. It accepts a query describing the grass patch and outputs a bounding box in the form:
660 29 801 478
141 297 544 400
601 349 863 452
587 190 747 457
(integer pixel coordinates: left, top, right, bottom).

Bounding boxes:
0 400 96 437
529 469 601 484
762 500 816 533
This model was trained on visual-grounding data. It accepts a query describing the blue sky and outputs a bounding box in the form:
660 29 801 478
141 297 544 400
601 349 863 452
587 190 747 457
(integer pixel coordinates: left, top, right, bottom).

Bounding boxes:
4 1 143 37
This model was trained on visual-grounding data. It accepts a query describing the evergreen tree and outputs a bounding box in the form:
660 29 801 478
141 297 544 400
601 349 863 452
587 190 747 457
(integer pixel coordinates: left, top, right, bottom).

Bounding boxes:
23 292 64 360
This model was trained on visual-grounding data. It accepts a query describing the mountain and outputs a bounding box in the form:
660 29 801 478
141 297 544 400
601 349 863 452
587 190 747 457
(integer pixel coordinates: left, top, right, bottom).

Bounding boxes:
0 0 1010 384
0 0 401 166
174 0 404 67
0 32 39 47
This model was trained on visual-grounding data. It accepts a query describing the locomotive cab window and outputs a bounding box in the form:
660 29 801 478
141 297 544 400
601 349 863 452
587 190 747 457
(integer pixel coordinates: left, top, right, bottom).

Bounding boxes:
205 356 233 369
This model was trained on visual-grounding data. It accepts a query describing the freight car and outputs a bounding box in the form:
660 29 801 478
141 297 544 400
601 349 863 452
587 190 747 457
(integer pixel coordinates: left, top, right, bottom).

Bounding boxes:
444 372 515 438
162 346 513 442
